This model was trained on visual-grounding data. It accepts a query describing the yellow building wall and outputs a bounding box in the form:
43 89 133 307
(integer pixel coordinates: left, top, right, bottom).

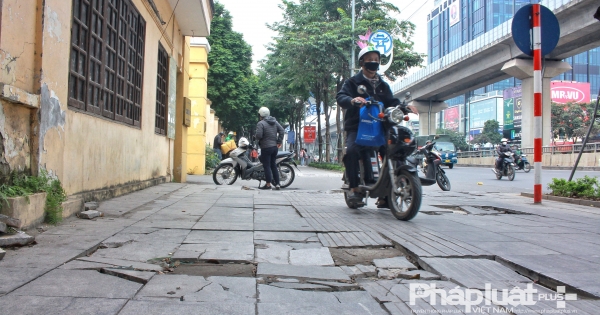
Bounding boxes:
187 40 211 175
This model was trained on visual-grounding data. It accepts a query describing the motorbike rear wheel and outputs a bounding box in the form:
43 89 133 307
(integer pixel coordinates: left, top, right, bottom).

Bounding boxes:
389 169 422 221
436 168 451 191
212 164 238 185
524 162 531 173
507 164 515 181
278 163 295 188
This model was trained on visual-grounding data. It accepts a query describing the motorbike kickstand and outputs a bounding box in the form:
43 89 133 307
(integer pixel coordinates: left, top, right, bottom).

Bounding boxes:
364 191 370 206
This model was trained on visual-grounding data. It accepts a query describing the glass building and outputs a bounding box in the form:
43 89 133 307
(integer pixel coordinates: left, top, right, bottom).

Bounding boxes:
427 0 600 134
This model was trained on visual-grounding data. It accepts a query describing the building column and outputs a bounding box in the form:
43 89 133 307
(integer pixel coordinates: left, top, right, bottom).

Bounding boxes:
187 38 211 175
174 38 191 183
410 100 448 135
502 59 571 147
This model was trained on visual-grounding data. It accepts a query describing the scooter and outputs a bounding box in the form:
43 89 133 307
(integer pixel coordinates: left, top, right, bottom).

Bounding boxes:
212 137 298 188
420 142 451 191
515 154 531 172
341 85 435 221
493 151 516 181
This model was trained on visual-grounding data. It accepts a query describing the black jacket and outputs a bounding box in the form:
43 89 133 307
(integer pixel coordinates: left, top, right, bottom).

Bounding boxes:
336 71 402 132
497 144 512 156
255 116 284 149
213 134 223 149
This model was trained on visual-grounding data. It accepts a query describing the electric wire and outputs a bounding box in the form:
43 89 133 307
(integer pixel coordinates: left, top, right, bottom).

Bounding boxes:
157 0 181 46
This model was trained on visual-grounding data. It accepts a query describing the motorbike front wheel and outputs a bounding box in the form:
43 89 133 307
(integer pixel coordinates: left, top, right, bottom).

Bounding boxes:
278 163 295 188
436 168 451 191
389 169 422 221
212 164 238 185
523 162 531 173
507 164 515 181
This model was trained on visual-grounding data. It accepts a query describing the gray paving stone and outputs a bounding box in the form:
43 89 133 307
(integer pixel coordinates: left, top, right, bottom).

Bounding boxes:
77 257 164 271
269 282 330 290
58 260 114 270
79 210 101 219
340 265 364 278
289 247 334 266
85 202 99 210
173 243 254 262
0 295 128 315
184 230 253 244
397 269 441 280
191 221 253 230
358 279 402 303
0 213 21 228
0 247 4 260
257 263 351 282
136 274 256 303
11 269 142 298
119 300 255 315
258 302 388 315
255 242 292 264
356 264 377 277
307 280 361 291
254 231 319 242
0 221 7 233
373 256 417 270
102 268 155 284
0 267 49 294
0 231 34 247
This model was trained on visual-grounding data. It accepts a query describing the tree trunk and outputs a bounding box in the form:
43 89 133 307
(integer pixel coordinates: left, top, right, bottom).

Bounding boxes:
315 84 323 162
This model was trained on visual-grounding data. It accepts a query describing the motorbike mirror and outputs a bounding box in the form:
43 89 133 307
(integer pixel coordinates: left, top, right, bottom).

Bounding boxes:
357 85 368 95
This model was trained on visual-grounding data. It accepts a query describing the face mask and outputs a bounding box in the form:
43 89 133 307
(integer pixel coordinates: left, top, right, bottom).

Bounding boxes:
364 62 379 71
502 142 507 145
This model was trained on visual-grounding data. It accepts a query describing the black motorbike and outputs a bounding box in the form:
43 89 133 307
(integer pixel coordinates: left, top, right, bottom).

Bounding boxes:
342 85 435 221
515 153 531 172
493 151 516 181
420 142 451 191
213 138 298 188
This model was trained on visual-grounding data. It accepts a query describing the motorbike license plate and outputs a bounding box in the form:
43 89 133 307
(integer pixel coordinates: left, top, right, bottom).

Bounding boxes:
445 160 450 163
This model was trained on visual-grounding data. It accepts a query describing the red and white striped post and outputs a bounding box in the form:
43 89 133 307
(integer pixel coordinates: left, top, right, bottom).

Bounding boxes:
533 4 543 203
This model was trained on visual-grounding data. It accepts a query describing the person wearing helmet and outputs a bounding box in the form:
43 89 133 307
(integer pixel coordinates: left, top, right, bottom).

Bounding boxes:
255 106 285 190
225 131 235 142
213 132 224 160
495 138 512 173
336 46 418 205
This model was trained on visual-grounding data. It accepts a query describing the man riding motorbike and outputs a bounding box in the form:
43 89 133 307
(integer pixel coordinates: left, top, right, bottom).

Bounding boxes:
336 46 418 207
494 138 512 173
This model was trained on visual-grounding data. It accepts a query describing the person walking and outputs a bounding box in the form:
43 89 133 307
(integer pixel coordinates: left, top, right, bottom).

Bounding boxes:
299 148 306 166
213 132 224 160
255 106 284 190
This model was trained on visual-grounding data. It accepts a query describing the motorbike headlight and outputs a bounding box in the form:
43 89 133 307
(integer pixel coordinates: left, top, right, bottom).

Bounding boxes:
390 108 404 124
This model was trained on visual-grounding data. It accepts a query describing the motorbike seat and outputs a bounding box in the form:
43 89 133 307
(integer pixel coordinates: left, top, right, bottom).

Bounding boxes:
406 156 418 165
276 151 292 158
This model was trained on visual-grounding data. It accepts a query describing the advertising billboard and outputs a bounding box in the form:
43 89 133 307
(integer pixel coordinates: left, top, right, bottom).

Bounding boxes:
449 0 461 26
503 86 522 129
444 106 460 131
304 126 316 143
550 81 591 104
469 98 497 129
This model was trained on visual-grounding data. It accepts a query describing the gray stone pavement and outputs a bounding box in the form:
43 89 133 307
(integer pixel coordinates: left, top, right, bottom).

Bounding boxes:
1 168 599 314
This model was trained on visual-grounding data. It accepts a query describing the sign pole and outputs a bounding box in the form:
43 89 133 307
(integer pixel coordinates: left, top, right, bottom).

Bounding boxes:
533 4 543 203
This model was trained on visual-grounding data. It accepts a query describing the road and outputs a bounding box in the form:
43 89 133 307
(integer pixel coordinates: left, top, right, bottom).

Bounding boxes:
204 164 600 194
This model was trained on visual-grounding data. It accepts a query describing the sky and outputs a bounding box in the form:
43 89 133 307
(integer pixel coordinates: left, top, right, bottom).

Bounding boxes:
215 0 433 73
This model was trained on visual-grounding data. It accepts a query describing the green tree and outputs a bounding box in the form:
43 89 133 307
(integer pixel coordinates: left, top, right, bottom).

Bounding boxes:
436 129 469 151
551 102 593 143
207 3 259 134
474 120 502 144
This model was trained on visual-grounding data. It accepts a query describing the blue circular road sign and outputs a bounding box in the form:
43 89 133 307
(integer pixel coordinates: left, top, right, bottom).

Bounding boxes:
511 4 560 56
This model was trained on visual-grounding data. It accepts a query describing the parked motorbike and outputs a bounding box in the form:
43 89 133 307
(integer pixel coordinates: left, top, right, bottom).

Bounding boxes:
493 151 516 181
213 137 298 188
515 154 531 172
342 85 435 221
420 142 451 191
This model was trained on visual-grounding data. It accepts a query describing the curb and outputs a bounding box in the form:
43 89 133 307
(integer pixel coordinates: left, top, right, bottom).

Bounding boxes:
521 192 600 207
457 164 600 171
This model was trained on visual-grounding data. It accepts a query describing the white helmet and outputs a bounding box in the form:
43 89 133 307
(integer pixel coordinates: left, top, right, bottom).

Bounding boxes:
238 137 249 147
358 46 381 62
501 138 508 144
258 107 270 117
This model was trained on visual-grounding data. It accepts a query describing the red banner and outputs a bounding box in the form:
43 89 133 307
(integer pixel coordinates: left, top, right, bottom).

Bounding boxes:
551 81 591 104
304 126 316 143
444 106 460 131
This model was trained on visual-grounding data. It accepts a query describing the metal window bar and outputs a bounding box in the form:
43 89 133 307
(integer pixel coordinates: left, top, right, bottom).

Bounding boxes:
155 44 168 135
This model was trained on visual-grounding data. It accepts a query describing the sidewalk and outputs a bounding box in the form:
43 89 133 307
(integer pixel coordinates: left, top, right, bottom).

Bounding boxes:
1 171 599 314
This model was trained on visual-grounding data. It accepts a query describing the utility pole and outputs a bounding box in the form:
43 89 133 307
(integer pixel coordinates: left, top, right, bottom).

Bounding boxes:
351 0 356 76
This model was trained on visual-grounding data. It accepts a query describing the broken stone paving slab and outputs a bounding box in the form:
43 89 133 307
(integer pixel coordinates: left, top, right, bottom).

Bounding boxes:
356 264 377 277
0 222 7 233
258 302 389 315
11 269 142 299
0 214 22 228
119 300 255 315
59 260 115 270
373 256 417 270
79 210 102 219
0 295 128 315
85 202 99 210
358 279 403 303
396 269 441 280
0 247 5 260
378 268 419 280
269 282 331 290
77 257 164 272
257 263 351 282
289 247 334 266
172 243 254 263
0 231 34 247
307 280 361 291
340 265 364 278
102 268 155 284
255 242 292 265
254 231 319 242
137 275 256 303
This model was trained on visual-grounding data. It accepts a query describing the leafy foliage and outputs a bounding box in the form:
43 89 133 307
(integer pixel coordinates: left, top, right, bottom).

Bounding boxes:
207 3 260 134
436 129 469 151
473 120 503 145
205 144 221 171
0 170 67 224
548 176 600 199
308 162 345 172
551 102 598 143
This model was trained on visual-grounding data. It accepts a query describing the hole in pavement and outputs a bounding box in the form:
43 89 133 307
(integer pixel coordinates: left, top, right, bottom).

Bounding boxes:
168 262 255 277
427 205 532 215
329 247 404 266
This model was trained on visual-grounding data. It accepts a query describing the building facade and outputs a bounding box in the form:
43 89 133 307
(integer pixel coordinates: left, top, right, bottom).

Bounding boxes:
0 0 212 202
428 0 600 140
